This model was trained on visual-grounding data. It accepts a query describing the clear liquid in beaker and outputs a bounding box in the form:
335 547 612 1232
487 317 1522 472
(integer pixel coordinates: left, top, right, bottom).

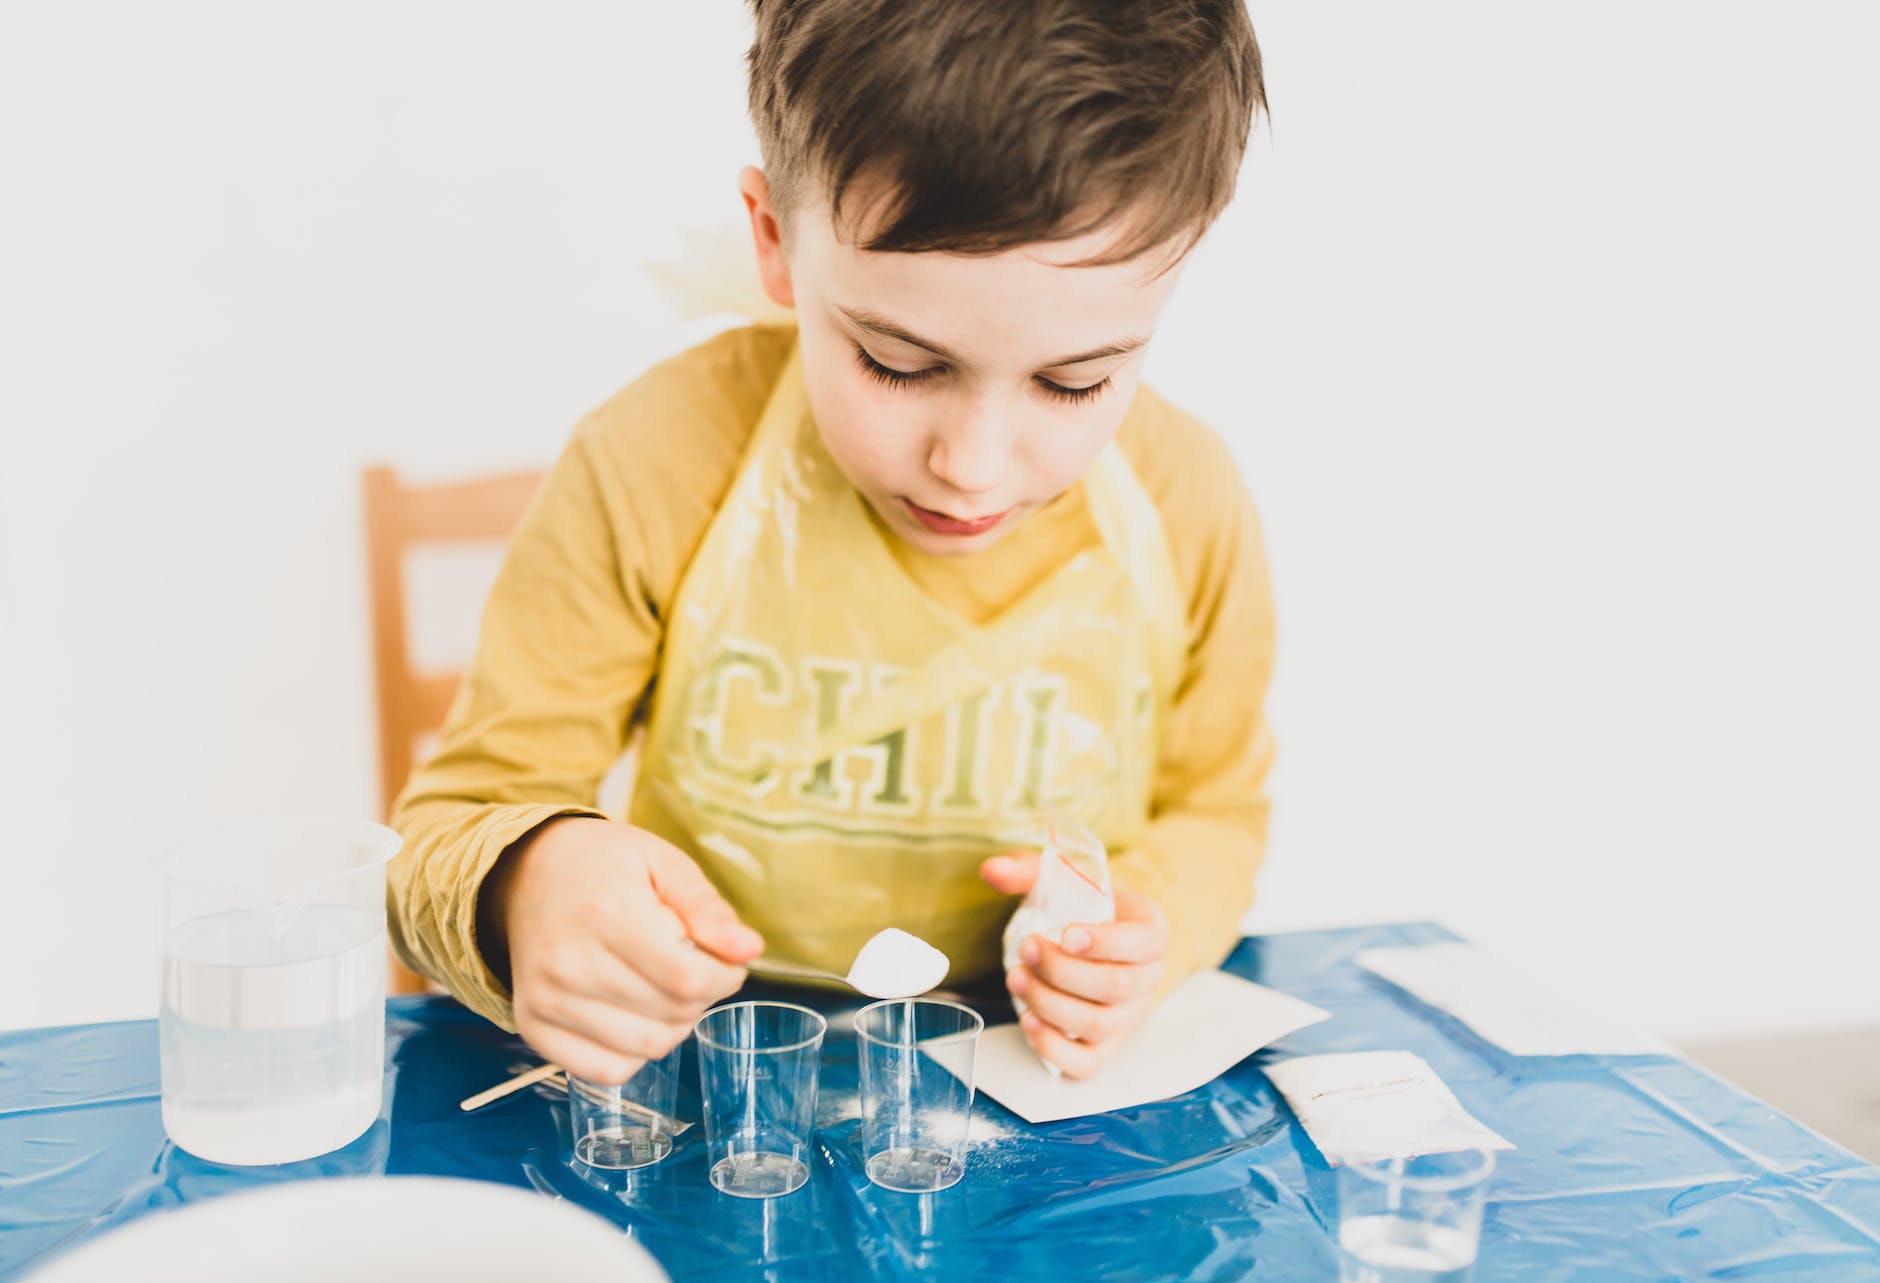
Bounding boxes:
576 1124 673 1170
710 1150 809 1198
1339 1215 1478 1283
159 903 383 1165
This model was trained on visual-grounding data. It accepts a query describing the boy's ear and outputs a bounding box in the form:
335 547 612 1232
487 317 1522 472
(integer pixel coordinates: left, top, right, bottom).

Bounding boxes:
739 166 795 309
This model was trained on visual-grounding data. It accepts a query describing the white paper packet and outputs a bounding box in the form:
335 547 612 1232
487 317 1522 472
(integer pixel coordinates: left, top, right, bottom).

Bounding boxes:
1001 817 1114 1073
1263 1050 1514 1166
1001 817 1114 987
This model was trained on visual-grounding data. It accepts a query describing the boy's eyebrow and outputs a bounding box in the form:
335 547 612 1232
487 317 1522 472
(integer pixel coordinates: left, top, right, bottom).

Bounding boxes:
837 305 1147 368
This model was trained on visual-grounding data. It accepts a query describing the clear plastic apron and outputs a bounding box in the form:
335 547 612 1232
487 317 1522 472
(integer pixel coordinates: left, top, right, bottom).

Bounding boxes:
629 342 1186 983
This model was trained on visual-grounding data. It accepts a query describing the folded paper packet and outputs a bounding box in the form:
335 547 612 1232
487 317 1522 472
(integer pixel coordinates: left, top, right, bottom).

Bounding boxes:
1264 1049 1513 1166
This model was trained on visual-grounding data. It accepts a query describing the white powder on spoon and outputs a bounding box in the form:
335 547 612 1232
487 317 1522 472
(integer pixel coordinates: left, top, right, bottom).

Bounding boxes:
845 928 950 999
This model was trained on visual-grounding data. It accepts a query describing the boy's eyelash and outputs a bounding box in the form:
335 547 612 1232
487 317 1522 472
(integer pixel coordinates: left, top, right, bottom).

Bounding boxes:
855 344 939 387
853 344 1111 405
1037 376 1112 405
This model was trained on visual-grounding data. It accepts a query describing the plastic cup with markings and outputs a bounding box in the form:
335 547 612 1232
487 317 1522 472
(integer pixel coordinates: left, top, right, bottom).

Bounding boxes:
567 1041 685 1171
1336 1148 1495 1283
695 1001 826 1198
855 998 983 1193
158 817 401 1166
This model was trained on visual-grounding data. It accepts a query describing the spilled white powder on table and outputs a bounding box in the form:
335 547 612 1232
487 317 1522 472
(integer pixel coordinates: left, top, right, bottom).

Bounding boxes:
845 928 950 999
968 1111 1025 1145
960 1110 1034 1180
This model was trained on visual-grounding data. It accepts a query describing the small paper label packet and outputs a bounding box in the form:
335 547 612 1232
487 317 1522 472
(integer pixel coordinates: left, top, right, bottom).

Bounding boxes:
1263 1050 1513 1166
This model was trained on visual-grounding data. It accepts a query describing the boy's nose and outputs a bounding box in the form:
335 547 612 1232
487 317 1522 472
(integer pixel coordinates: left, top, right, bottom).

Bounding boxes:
926 404 1011 498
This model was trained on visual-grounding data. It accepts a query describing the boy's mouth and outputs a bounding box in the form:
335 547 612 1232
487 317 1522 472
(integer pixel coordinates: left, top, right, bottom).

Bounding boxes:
901 499 1010 538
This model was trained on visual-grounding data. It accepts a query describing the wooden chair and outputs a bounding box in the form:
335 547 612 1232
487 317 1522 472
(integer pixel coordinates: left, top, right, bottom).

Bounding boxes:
363 465 545 994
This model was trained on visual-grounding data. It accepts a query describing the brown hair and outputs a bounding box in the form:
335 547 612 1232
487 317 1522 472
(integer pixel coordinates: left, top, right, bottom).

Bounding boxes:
746 0 1265 264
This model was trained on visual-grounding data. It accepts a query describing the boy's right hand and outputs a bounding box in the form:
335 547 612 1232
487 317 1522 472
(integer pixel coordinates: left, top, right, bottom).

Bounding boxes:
485 817 763 1086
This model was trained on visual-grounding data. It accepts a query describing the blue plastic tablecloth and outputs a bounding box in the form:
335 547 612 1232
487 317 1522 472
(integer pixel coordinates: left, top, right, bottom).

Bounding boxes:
5 922 1879 1280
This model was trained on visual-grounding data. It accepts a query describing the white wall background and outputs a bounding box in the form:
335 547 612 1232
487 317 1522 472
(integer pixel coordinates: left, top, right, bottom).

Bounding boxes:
2 2 1874 1040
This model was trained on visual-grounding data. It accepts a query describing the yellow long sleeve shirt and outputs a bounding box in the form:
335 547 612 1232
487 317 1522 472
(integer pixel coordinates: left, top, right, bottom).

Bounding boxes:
388 324 1276 1030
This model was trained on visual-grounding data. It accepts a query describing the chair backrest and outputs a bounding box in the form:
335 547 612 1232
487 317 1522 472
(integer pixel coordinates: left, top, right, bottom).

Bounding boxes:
362 465 544 993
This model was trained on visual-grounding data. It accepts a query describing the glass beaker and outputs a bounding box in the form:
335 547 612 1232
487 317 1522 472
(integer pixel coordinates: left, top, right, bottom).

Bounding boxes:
568 1041 686 1171
157 816 401 1165
695 1001 825 1198
1336 1148 1496 1283
855 997 983 1193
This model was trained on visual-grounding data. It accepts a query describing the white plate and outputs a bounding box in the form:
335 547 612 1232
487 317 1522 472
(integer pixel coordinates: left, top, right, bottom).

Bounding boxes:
23 1175 669 1283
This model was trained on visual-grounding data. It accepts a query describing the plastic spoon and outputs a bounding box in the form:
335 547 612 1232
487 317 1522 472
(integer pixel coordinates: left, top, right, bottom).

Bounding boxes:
751 928 949 999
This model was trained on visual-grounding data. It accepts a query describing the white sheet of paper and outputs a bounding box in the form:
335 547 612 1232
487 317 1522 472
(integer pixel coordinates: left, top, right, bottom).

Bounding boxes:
1264 1050 1514 1165
972 969 1330 1124
1357 941 1670 1057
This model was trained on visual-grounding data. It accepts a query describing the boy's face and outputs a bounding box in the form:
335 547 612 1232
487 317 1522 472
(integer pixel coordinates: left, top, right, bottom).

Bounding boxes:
741 169 1188 556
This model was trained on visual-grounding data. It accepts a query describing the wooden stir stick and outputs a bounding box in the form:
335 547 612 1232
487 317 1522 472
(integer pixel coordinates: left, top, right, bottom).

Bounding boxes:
460 1061 562 1112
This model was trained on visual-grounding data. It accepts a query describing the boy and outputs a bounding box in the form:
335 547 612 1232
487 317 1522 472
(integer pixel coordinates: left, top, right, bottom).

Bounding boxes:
389 0 1273 1084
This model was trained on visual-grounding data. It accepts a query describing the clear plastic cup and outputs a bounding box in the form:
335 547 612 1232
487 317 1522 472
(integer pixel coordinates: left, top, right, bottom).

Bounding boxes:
1336 1148 1496 1283
855 998 983 1193
694 1001 826 1198
568 1042 686 1170
157 816 401 1165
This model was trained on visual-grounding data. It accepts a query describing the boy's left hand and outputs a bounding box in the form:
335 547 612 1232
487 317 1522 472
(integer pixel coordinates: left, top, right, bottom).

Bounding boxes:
980 852 1169 1079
